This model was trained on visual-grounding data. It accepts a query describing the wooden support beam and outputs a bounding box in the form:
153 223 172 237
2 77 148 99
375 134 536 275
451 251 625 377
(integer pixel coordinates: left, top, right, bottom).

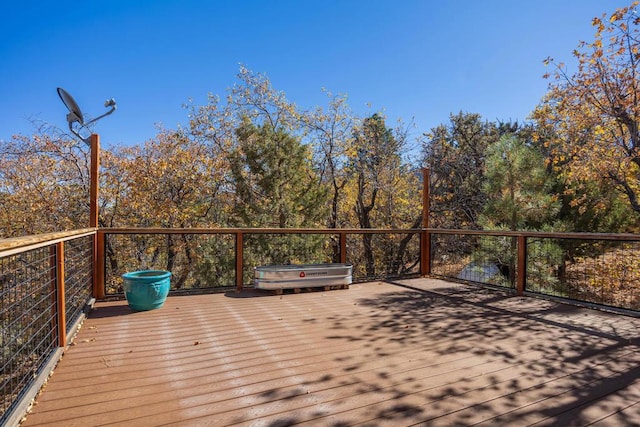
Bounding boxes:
236 232 244 291
421 167 431 276
339 232 347 264
95 231 105 300
421 232 431 276
89 134 100 228
517 235 527 296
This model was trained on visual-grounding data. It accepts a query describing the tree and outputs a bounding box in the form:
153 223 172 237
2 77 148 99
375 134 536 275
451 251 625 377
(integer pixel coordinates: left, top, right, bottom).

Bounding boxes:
0 133 90 237
302 91 355 261
101 129 226 290
422 112 499 229
229 120 329 265
480 134 559 231
303 93 353 220
347 114 420 277
478 134 561 286
186 65 306 223
230 120 328 228
534 1 640 222
99 128 223 230
187 65 302 159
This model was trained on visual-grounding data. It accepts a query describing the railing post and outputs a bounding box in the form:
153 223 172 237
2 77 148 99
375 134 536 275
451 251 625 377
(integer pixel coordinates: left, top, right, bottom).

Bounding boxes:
517 235 527 296
421 231 431 276
89 134 100 228
236 231 244 291
56 242 66 347
339 231 347 264
95 231 105 300
421 167 431 276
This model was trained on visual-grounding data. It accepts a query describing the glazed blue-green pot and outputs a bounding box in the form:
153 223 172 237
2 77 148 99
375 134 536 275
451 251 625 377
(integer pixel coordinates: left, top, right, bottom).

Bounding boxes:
122 270 171 311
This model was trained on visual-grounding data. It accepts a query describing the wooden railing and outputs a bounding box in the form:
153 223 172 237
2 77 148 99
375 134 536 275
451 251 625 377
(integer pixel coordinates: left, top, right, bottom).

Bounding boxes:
3 226 640 424
0 228 97 426
428 229 640 311
98 228 424 296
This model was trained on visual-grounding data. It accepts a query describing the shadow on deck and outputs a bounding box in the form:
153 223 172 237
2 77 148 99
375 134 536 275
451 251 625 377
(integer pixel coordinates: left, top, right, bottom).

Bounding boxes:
22 278 640 426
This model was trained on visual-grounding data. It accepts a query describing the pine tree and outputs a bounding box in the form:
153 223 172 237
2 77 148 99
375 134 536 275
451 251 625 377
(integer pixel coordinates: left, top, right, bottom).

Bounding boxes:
478 134 561 287
480 134 558 231
230 120 329 265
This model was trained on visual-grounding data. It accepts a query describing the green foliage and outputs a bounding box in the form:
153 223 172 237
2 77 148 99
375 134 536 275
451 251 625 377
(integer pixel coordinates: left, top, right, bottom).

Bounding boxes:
347 114 420 277
472 134 563 287
555 177 637 234
531 123 638 234
193 236 237 287
480 134 559 231
422 112 499 229
350 114 402 228
535 2 640 219
526 237 565 295
229 120 330 267
230 120 329 228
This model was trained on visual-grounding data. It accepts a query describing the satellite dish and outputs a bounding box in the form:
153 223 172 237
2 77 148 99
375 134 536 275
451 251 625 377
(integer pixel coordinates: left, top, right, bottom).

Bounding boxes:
57 87 85 126
56 87 116 145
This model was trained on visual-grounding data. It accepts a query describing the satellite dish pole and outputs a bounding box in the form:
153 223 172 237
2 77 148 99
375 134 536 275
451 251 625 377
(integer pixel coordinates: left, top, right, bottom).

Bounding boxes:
56 87 116 228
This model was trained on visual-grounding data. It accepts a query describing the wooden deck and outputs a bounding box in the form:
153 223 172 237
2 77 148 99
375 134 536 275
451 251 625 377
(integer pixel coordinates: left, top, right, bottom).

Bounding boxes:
22 278 640 426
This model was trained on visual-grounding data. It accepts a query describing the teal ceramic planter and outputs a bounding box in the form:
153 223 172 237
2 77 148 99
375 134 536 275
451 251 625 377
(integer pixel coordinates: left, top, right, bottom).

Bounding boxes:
122 270 171 311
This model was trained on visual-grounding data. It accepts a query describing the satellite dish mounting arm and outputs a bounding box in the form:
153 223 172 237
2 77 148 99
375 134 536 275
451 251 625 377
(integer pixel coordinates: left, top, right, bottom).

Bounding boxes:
57 87 116 145
84 98 117 127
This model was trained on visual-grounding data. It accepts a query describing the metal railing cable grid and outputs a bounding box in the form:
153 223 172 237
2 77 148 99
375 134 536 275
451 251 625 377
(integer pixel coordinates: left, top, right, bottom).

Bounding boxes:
0 246 58 423
240 233 335 285
344 232 421 282
0 229 97 258
104 233 237 294
429 233 518 289
64 236 94 332
103 230 422 293
526 237 640 311
240 232 421 284
4 226 640 424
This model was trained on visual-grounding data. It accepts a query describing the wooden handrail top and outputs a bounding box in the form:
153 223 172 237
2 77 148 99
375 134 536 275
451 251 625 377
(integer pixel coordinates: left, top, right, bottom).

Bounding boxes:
3 227 638 255
426 228 640 241
101 227 424 235
104 227 640 241
0 228 97 254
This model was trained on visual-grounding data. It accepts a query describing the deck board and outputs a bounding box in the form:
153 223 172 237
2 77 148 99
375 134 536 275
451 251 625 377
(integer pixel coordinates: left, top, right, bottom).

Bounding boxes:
22 279 640 426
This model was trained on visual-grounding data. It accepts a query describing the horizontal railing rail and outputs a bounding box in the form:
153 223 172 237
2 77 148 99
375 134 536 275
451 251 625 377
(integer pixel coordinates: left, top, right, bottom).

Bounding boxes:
426 228 640 240
0 229 96 426
0 228 97 255
103 227 423 234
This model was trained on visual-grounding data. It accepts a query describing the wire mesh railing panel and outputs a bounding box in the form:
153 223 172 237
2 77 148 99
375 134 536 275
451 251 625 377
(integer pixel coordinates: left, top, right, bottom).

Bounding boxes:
0 246 58 422
430 233 516 289
104 230 423 291
64 236 94 331
104 233 237 294
345 232 421 282
527 238 640 310
242 233 334 284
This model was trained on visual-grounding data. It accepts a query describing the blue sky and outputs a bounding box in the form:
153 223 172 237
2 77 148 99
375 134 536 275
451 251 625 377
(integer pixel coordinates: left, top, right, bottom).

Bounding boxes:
0 0 624 148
